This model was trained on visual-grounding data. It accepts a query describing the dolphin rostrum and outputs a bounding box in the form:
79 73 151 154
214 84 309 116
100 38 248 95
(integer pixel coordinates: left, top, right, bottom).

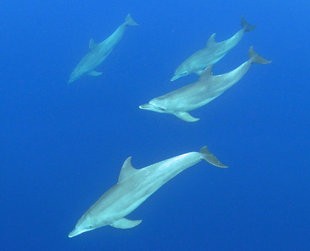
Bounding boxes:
170 17 255 82
140 47 271 122
68 146 227 238
68 14 138 84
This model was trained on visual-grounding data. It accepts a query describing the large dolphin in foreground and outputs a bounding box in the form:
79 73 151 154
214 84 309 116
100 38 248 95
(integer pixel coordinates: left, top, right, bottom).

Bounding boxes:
68 146 227 238
68 14 138 84
170 17 255 82
140 47 271 122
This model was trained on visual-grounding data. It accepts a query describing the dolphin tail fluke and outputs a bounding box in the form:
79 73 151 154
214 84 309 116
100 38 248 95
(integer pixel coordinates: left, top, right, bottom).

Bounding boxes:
200 146 228 168
248 46 272 64
241 17 256 32
125 14 138 26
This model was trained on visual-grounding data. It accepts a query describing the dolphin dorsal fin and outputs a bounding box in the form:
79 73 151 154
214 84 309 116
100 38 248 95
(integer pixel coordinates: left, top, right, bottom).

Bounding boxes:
206 33 216 48
118 157 138 183
89 38 97 50
198 65 213 81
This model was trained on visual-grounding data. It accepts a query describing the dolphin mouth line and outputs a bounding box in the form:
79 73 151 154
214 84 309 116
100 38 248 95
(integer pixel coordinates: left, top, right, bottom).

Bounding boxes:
68 228 90 238
139 103 166 112
68 232 76 238
68 230 79 238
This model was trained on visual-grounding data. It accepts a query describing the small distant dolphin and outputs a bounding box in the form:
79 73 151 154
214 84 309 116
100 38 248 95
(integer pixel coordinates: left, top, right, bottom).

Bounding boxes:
68 146 227 238
140 47 271 122
170 17 255 82
68 14 138 84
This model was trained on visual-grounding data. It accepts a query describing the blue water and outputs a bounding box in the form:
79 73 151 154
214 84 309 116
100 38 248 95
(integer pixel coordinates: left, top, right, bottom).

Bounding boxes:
1 0 309 250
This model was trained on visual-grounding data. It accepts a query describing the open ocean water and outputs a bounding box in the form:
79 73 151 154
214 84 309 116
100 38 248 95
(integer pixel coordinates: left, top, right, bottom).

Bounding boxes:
1 0 309 250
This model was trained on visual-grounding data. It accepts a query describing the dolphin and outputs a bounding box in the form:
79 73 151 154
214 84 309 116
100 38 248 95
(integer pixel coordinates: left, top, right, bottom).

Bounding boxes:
68 146 227 238
68 14 138 84
140 47 271 122
170 17 255 82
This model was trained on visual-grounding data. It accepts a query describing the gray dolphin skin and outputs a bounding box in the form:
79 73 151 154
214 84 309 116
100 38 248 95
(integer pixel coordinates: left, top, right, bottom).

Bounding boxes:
140 47 271 122
170 17 255 82
68 14 138 84
68 146 227 238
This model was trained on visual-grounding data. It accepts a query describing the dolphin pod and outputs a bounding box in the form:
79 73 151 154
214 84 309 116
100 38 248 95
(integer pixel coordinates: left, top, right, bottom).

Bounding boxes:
68 14 138 84
68 146 227 238
140 47 271 122
170 17 256 82
68 16 271 238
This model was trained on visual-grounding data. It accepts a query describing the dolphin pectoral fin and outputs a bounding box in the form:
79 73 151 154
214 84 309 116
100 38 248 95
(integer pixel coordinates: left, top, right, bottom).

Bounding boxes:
174 112 200 122
88 70 102 77
110 218 142 229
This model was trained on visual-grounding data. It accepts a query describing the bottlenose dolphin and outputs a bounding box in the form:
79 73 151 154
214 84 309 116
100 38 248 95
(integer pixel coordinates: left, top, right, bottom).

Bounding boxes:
68 14 138 84
140 47 271 122
68 146 227 238
170 17 255 82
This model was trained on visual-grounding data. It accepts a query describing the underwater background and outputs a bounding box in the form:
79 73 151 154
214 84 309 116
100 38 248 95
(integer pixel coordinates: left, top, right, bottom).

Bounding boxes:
1 0 309 250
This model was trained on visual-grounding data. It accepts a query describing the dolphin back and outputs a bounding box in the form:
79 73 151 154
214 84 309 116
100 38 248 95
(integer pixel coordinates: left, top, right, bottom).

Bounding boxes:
200 146 228 168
